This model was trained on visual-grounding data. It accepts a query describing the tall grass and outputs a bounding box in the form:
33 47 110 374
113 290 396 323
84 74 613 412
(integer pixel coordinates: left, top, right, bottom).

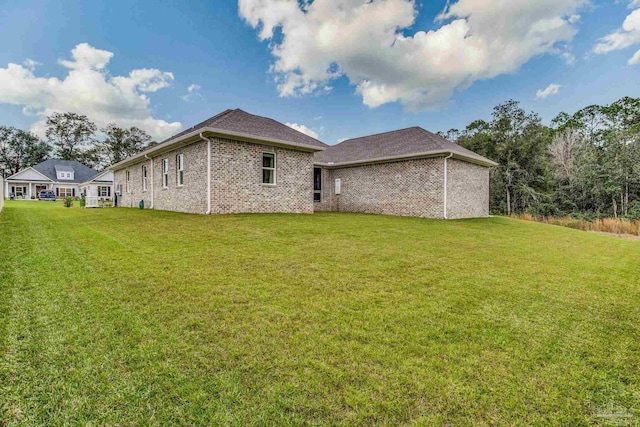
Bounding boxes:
516 214 640 236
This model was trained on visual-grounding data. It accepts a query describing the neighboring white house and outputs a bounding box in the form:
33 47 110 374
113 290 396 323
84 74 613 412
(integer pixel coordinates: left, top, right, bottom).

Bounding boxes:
4 159 113 200
80 170 114 199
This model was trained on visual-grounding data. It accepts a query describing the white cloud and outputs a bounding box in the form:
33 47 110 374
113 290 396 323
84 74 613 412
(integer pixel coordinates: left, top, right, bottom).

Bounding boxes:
239 0 585 110
336 137 348 144
593 3 640 60
536 83 561 99
0 43 181 140
285 122 320 139
629 48 640 64
180 83 203 101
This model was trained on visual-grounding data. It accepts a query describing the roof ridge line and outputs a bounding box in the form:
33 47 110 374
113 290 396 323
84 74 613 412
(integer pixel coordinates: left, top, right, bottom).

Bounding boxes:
233 109 329 146
160 109 235 143
338 126 423 144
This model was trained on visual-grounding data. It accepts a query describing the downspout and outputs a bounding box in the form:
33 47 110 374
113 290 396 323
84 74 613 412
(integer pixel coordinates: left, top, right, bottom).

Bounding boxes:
200 133 212 214
145 154 154 209
443 153 453 219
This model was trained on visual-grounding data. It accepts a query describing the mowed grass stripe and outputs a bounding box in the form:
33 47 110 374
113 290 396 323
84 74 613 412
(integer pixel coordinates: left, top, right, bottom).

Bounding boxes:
1 201 639 426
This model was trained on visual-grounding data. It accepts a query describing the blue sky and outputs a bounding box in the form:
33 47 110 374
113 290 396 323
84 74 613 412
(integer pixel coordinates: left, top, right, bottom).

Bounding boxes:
0 0 639 144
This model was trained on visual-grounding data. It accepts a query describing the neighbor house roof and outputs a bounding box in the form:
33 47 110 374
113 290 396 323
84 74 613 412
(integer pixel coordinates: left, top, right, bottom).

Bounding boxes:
110 108 328 170
314 127 498 167
29 159 102 183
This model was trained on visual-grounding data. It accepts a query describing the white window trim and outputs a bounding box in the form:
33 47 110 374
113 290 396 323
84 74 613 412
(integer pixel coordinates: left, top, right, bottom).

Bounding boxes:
313 167 322 203
162 159 169 188
59 187 73 198
142 165 148 192
98 186 109 197
262 152 276 185
176 154 184 187
126 170 131 193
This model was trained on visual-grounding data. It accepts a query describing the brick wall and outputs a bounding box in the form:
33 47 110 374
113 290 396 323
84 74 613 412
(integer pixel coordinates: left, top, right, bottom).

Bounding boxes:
211 137 313 214
319 158 446 218
314 157 490 219
114 137 314 215
313 166 334 212
446 158 490 219
153 142 208 214
114 157 154 210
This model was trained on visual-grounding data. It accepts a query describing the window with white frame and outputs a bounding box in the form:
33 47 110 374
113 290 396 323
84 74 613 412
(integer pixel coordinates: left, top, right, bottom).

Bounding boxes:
126 170 131 193
162 159 169 188
262 152 276 184
57 171 74 180
314 167 322 202
59 187 73 198
98 186 110 197
13 186 26 197
176 154 184 186
142 165 148 191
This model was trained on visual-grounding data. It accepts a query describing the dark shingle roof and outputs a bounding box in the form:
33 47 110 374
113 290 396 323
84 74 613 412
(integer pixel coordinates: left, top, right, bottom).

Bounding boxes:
314 127 497 166
164 108 328 149
32 159 101 183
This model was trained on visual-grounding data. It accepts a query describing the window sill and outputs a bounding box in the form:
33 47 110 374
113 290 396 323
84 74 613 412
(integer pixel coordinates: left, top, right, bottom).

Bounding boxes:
261 183 277 187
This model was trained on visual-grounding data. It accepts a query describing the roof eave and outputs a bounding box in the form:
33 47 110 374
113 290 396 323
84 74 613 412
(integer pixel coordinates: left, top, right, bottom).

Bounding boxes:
315 151 498 168
109 127 326 171
80 170 114 186
5 166 54 182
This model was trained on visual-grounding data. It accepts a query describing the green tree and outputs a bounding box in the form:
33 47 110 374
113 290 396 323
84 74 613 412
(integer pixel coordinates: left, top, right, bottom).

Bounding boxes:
99 124 152 166
45 112 97 161
456 100 553 215
0 126 51 177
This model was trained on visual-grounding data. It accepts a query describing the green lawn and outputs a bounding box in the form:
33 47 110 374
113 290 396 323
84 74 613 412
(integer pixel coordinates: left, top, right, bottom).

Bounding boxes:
1 201 639 426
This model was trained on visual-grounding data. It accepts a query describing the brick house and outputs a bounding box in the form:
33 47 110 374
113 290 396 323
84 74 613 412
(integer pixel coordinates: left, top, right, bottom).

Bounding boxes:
110 109 497 218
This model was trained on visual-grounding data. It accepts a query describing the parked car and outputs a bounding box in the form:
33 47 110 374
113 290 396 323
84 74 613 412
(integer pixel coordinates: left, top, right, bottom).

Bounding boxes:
39 190 56 201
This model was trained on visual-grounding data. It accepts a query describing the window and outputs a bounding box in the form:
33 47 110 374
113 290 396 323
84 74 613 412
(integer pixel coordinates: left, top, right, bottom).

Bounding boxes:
59 187 73 198
126 170 131 193
262 152 276 184
13 186 26 197
142 165 148 191
98 186 110 197
176 154 184 186
314 168 322 202
162 159 169 188
58 171 73 180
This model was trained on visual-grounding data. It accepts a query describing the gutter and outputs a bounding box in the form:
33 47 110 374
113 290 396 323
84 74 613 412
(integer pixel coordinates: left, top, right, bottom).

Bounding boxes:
200 133 212 215
145 154 154 209
314 151 498 169
443 153 454 220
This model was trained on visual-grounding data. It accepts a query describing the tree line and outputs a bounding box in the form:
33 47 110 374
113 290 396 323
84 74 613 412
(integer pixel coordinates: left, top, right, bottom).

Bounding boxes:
441 96 640 219
0 112 156 176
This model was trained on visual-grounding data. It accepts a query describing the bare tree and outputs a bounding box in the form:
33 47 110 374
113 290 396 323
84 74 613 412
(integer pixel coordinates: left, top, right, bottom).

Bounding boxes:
549 128 580 181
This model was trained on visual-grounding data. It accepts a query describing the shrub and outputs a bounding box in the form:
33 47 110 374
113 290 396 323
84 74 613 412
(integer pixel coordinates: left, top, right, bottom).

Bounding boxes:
79 196 86 208
515 213 640 236
63 197 73 208
628 200 640 220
